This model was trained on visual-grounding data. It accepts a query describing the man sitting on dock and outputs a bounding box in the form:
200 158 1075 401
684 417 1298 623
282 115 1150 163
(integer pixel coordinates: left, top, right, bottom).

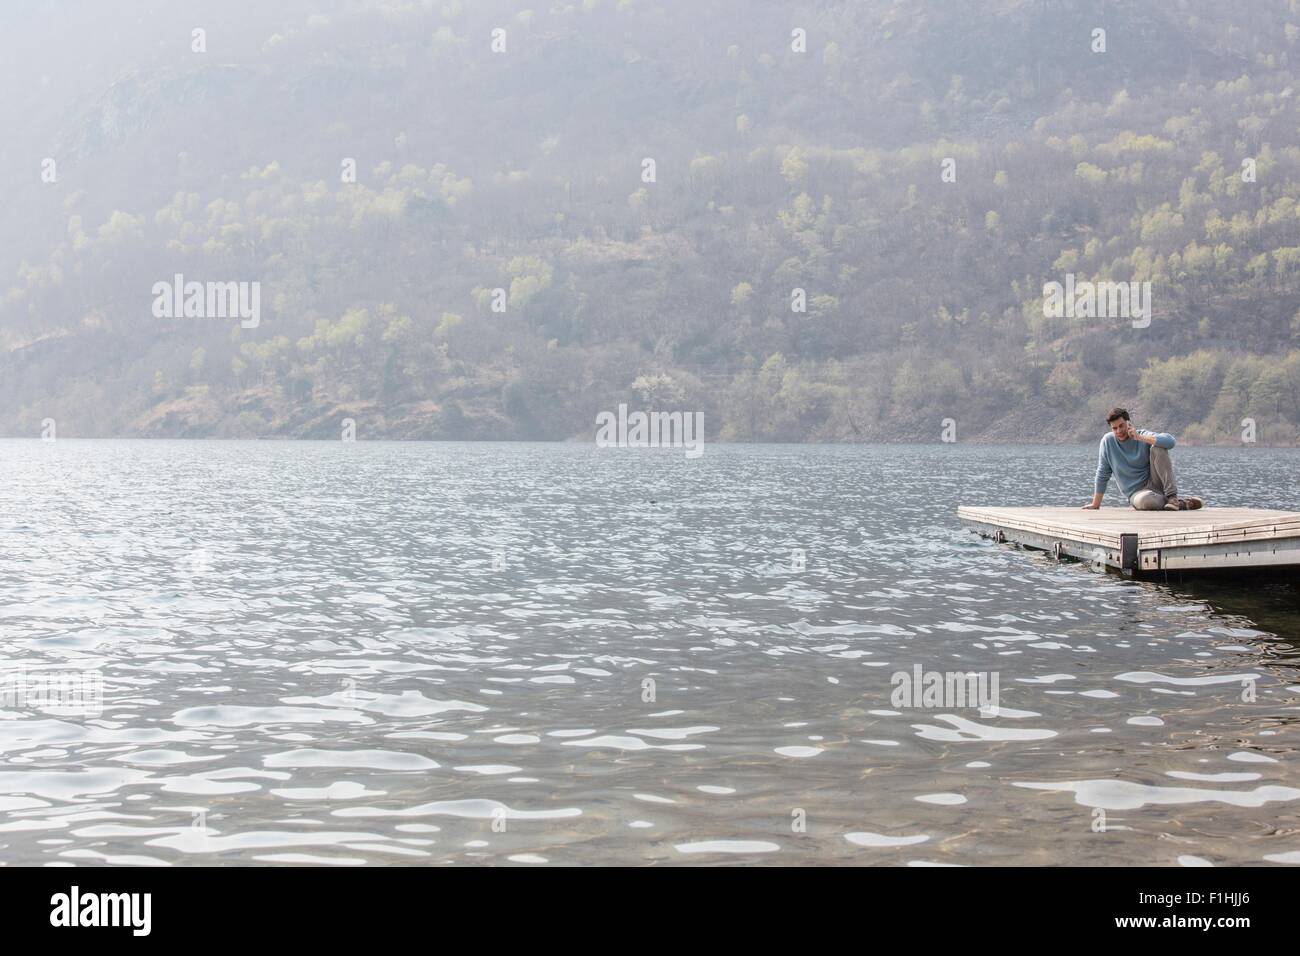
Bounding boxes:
1083 407 1203 512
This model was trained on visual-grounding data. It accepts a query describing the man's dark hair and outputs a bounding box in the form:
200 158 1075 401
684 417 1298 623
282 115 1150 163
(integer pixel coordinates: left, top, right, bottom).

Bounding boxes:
1106 407 1130 423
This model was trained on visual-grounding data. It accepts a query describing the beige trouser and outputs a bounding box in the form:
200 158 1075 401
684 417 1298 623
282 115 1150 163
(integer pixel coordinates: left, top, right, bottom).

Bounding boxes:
1130 445 1179 510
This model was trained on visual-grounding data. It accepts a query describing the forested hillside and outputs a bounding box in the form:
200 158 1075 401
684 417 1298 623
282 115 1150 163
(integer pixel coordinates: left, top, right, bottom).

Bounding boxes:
3 0 1300 442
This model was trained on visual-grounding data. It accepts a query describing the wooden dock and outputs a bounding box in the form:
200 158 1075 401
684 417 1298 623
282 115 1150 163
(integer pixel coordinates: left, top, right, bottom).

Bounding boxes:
958 506 1300 575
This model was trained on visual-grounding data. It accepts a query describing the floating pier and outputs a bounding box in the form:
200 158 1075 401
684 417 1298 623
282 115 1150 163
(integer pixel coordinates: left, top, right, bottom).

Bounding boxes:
958 506 1300 575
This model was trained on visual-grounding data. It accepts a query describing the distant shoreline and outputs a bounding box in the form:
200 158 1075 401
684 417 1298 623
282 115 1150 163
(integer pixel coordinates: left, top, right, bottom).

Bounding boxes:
2 435 1296 448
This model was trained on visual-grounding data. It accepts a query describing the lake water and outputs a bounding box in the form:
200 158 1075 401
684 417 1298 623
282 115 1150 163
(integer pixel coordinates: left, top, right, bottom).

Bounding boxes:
2 439 1298 866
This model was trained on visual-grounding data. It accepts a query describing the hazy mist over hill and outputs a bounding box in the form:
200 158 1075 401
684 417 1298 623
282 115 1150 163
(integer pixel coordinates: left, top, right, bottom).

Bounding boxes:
4 0 1300 442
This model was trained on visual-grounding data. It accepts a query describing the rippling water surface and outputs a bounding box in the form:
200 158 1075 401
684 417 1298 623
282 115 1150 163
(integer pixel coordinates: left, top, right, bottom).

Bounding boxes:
2 439 1299 866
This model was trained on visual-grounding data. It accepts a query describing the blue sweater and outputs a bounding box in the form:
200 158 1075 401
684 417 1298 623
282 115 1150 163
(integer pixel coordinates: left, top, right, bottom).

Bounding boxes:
1094 429 1175 498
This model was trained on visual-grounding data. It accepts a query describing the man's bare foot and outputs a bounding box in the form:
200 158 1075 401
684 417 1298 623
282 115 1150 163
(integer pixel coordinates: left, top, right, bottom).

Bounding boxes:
1163 496 1181 511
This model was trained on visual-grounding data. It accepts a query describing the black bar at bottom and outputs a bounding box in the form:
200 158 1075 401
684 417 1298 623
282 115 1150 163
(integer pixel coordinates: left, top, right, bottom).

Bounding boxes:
0 865 1281 943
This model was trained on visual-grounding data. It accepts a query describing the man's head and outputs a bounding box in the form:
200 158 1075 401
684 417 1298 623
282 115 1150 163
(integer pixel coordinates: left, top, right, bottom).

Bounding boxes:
1106 407 1133 440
